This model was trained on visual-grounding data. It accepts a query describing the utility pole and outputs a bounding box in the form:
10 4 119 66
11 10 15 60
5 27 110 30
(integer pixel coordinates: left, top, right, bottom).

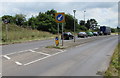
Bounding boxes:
73 10 76 42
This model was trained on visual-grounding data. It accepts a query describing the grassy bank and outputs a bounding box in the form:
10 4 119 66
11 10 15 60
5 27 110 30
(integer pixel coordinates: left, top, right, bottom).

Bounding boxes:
104 43 120 77
1 23 55 44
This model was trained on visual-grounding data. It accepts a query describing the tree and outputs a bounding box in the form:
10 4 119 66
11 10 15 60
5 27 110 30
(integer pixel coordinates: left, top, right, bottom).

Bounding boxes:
36 12 57 33
2 15 14 24
111 28 116 33
28 16 37 29
14 14 26 26
45 9 57 18
85 19 98 30
79 20 85 26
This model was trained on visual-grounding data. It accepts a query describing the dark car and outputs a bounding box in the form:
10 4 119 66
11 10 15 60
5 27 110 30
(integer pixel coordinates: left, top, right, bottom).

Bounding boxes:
98 31 103 35
78 32 88 38
93 32 99 36
61 32 74 40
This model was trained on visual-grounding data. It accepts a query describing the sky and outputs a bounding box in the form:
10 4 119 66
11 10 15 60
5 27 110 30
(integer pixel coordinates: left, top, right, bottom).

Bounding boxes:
0 0 119 28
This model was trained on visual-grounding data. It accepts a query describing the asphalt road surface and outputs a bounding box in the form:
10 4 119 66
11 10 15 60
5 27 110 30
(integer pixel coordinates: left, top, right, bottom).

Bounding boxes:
1 35 118 76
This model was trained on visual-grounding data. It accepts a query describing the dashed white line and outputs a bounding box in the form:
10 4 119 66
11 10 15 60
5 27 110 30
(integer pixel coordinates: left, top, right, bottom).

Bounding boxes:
15 61 22 66
29 50 51 56
3 55 11 60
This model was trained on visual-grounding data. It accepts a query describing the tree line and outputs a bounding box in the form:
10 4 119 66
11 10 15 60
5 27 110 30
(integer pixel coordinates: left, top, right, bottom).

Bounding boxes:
2 9 100 34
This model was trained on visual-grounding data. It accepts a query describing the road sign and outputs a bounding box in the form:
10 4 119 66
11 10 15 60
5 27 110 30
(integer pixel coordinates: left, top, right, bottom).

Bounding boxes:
55 13 65 23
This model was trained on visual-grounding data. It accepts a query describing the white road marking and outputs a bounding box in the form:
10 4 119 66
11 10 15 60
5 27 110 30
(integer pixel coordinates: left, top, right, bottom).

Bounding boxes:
4 48 39 56
29 50 51 56
24 50 66 66
5 50 29 56
15 61 22 66
3 55 11 60
24 55 51 66
58 50 66 52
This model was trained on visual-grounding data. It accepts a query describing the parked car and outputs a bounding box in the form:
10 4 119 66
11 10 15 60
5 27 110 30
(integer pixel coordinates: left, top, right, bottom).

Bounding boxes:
61 32 74 40
78 32 88 38
98 31 103 35
86 32 94 37
93 32 99 36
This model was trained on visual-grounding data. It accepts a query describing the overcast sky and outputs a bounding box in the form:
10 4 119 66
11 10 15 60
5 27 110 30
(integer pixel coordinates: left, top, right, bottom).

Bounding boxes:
0 0 119 28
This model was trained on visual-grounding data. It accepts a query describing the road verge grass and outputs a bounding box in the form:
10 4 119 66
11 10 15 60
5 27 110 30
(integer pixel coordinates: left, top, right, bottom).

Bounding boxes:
1 24 56 45
104 43 120 77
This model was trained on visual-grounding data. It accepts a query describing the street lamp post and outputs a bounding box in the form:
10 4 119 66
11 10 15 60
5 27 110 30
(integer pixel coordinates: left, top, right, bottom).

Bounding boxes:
73 10 76 42
84 10 86 23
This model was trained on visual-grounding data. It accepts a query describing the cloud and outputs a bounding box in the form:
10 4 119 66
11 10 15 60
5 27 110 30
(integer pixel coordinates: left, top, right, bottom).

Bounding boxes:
0 0 120 2
0 2 118 28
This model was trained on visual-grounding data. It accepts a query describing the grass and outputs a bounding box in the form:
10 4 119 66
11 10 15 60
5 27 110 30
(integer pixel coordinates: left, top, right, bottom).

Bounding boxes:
46 45 65 49
104 43 120 77
1 23 55 44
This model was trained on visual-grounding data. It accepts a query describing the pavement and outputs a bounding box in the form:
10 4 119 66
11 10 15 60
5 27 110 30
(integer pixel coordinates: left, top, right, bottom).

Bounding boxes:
0 35 118 76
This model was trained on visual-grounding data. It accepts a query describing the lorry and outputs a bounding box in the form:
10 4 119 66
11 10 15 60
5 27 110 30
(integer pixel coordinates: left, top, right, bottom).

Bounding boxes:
100 26 111 35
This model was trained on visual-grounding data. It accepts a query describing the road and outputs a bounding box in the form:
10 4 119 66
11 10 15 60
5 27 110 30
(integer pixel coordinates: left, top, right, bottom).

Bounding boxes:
1 35 118 76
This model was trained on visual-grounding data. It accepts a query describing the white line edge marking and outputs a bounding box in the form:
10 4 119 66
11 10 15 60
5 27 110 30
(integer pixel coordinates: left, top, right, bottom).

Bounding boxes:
15 61 22 66
4 48 39 56
5 50 29 56
24 50 66 66
29 50 51 56
3 55 11 60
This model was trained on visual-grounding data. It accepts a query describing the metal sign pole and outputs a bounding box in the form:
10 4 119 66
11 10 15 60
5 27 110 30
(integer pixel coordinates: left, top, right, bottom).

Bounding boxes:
62 23 63 46
57 23 60 46
58 23 59 37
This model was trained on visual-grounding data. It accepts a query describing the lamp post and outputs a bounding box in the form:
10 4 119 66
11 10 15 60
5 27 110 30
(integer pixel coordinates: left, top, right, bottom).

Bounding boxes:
84 10 86 23
73 10 76 42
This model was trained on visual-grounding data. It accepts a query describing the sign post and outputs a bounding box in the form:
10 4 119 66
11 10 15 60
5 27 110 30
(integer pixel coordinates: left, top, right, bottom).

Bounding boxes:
57 23 59 38
55 13 65 46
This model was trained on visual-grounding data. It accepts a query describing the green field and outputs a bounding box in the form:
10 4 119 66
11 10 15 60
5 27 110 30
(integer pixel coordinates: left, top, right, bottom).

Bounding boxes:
104 43 120 77
1 23 55 44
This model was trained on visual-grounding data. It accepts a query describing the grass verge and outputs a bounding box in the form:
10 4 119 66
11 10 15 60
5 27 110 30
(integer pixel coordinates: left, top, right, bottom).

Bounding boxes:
104 43 120 77
1 24 56 45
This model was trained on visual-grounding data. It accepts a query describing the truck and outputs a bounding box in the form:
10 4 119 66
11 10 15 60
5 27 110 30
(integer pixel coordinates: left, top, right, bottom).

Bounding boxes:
100 26 111 35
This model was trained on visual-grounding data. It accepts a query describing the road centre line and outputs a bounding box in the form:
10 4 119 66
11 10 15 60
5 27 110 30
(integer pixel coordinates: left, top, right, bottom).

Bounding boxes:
29 49 51 56
3 55 11 60
24 50 66 66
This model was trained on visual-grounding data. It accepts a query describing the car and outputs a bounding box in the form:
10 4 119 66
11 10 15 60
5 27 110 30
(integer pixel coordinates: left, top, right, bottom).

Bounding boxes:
61 32 74 40
78 32 88 38
86 32 94 37
98 31 103 35
93 32 99 36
